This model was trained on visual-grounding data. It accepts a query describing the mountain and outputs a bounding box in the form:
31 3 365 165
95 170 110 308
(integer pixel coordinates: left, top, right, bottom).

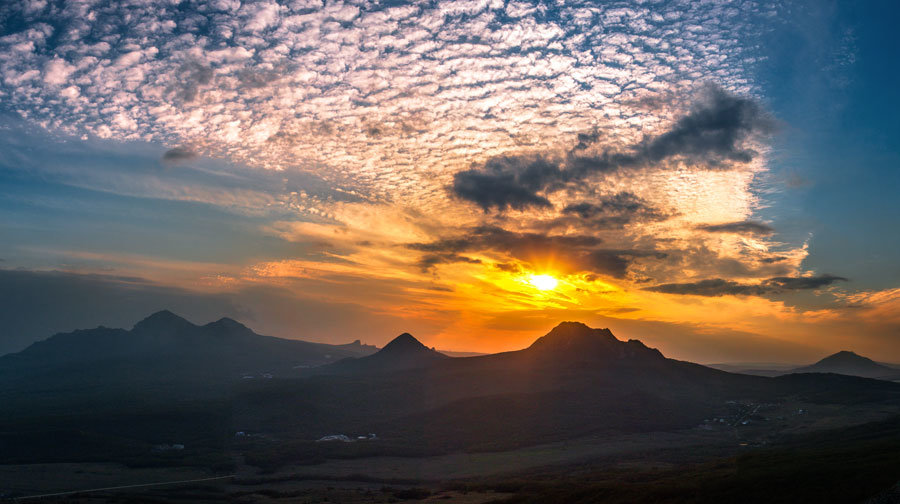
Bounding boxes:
524 321 665 363
236 322 900 457
790 350 900 380
325 332 449 372
0 310 377 400
240 322 783 452
3 318 899 471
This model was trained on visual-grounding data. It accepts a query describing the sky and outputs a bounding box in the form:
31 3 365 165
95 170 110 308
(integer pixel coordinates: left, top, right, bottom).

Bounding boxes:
0 0 897 363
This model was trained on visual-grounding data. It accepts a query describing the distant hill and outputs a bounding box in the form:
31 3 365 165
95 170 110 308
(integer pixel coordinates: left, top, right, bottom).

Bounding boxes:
0 310 377 399
790 351 900 380
327 332 448 372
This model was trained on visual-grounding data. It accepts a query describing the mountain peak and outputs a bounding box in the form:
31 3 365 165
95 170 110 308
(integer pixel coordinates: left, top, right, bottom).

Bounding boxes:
205 317 249 330
334 332 448 371
813 350 883 368
527 322 664 363
132 310 195 332
828 350 861 359
792 350 896 379
529 321 617 350
381 332 425 352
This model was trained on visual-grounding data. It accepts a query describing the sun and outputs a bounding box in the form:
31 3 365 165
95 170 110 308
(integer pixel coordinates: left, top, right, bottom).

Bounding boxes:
528 274 559 291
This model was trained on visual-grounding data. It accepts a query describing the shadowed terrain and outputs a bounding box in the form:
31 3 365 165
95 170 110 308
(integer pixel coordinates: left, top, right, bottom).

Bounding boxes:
2 313 900 502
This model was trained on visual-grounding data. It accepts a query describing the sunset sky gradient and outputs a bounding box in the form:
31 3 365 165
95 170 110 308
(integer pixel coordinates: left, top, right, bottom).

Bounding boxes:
1 0 898 363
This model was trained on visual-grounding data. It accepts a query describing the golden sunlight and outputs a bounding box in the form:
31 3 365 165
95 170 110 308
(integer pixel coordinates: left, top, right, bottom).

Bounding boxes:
528 274 559 291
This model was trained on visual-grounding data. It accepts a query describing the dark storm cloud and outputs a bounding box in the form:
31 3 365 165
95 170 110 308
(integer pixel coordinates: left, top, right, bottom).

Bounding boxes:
451 87 775 212
644 274 848 297
697 220 775 235
161 145 198 164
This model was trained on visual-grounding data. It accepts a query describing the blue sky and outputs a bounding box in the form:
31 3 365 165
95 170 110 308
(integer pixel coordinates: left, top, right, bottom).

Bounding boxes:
759 0 900 291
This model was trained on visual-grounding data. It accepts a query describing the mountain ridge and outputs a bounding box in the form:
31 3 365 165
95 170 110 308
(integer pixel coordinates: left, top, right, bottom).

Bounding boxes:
0 310 378 390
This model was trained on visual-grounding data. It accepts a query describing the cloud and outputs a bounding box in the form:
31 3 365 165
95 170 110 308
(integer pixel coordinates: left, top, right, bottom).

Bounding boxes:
417 252 481 272
43 57 75 86
557 192 670 229
161 146 198 164
644 274 848 297
0 0 772 219
632 85 774 165
409 225 604 256
450 86 775 212
451 156 561 211
169 61 214 103
697 220 774 235
409 225 664 278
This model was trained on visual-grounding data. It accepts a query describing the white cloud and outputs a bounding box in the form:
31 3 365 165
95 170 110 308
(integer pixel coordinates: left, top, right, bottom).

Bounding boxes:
43 57 75 86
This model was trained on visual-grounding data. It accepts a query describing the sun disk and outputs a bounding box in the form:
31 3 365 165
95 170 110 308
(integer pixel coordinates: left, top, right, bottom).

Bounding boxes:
529 274 559 291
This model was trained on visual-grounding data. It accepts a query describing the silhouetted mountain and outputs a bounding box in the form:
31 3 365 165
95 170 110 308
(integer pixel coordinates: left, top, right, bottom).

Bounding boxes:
0 310 377 399
3 318 899 471
327 332 448 372
232 322 899 458
791 350 900 380
523 321 665 363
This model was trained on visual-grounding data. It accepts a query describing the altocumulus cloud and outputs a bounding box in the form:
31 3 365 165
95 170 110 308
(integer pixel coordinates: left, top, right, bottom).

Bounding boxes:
0 0 773 212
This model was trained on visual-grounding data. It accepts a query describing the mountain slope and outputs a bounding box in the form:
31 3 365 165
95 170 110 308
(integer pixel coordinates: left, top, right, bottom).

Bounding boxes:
790 351 900 380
